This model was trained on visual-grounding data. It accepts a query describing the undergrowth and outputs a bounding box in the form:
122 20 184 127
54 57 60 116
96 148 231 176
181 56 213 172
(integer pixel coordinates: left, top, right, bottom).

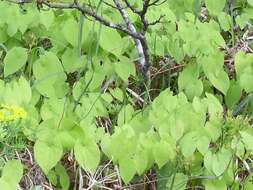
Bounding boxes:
1 0 253 190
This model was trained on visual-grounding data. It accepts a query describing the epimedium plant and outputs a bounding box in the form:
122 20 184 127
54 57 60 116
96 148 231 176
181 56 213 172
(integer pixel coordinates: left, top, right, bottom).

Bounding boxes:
1 0 253 189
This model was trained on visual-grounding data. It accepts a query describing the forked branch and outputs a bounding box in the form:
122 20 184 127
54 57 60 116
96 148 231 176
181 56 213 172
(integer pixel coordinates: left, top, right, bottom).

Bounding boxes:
4 0 166 78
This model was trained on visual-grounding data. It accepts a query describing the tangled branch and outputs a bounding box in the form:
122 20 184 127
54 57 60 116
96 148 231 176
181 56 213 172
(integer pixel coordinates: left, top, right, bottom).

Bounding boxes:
3 0 166 78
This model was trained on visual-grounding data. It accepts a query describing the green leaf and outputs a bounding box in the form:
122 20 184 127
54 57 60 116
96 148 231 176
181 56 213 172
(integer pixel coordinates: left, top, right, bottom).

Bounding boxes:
2 76 32 105
0 160 23 190
204 151 214 173
115 57 136 82
62 48 86 73
37 118 84 150
62 18 79 47
107 126 137 162
117 104 134 126
235 51 253 92
74 140 100 172
110 88 124 102
156 162 177 190
100 27 123 56
203 179 227 190
170 119 185 141
34 139 63 174
134 148 149 175
179 132 198 157
205 93 223 118
47 170 57 186
58 118 85 150
0 29 8 43
212 148 232 176
197 136 210 155
205 0 226 15
1 160 23 184
178 63 203 100
153 140 176 168
248 0 253 6
167 37 185 62
185 80 203 100
205 118 222 142
18 76 32 105
207 70 230 95
119 157 136 184
244 180 253 189
4 47 27 77
33 52 68 98
231 139 245 159
40 11 54 30
240 130 253 151
218 12 232 31
236 14 249 29
40 98 66 121
225 80 242 109
0 179 15 190
201 53 229 95
55 164 70 190
166 173 188 190
238 71 253 93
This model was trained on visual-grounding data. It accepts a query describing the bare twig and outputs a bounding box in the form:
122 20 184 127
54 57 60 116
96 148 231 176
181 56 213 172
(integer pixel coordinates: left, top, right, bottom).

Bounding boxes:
149 0 167 6
4 0 165 78
113 0 148 73
147 14 166 26
41 1 140 38
123 0 141 14
126 88 145 103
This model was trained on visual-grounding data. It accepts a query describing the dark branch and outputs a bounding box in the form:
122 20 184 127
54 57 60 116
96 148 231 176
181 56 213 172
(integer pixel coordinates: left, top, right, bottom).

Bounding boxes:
123 0 141 14
113 0 147 70
147 14 165 26
148 0 167 6
102 0 118 9
3 0 162 78
141 0 150 17
41 1 142 39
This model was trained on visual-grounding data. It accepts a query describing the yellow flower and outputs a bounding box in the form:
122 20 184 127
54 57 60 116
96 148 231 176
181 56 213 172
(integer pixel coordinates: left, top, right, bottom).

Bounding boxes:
0 104 27 122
